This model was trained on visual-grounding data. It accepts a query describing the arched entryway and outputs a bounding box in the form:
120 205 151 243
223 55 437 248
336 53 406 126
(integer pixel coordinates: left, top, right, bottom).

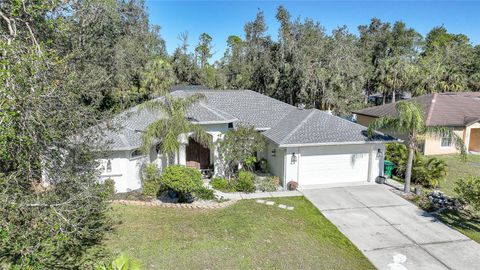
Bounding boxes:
186 138 211 170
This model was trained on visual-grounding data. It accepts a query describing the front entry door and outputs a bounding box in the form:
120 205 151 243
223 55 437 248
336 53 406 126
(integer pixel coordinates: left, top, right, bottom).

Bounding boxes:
186 138 210 169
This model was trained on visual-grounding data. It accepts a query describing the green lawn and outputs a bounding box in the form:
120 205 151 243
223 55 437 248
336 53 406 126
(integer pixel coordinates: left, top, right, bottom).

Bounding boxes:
434 154 480 196
106 197 374 270
436 210 480 244
430 154 480 243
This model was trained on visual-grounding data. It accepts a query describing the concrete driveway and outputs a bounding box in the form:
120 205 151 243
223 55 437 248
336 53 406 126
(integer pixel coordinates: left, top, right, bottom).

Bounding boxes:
301 184 480 270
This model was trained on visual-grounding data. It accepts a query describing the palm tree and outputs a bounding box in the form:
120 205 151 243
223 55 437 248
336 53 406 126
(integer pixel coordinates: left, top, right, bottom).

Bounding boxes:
141 93 212 164
368 101 465 193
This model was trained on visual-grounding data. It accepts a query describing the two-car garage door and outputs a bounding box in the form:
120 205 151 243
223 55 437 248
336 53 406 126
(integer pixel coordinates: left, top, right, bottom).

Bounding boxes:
298 145 371 186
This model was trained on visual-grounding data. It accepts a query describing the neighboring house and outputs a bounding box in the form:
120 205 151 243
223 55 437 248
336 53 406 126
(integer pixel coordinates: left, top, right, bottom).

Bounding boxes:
98 88 394 193
354 92 480 155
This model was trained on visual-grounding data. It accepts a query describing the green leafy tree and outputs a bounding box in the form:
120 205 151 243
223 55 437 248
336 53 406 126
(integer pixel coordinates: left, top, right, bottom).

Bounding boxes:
195 33 213 68
359 19 420 104
172 32 201 85
217 125 266 178
63 0 166 111
415 26 476 95
141 57 176 96
368 102 465 193
141 94 211 163
0 1 111 268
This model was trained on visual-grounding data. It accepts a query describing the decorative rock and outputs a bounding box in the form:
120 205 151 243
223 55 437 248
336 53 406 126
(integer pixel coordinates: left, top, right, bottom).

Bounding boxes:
427 190 463 211
286 206 294 211
278 204 287 209
256 199 266 204
265 201 275 206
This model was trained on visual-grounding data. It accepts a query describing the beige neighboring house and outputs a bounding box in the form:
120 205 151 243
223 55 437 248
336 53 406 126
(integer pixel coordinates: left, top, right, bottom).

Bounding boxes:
354 92 480 155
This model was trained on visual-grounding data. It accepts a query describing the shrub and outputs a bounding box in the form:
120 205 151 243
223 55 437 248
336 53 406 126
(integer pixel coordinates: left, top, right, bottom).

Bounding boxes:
217 125 266 178
96 253 140 270
194 187 216 200
234 171 256 193
385 143 408 177
455 175 480 215
142 164 162 197
386 143 448 188
287 181 298 191
210 177 229 191
104 178 116 196
257 176 279 192
160 165 203 202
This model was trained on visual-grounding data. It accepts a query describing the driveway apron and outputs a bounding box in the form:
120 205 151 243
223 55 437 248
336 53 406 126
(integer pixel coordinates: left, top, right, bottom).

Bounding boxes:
302 185 480 270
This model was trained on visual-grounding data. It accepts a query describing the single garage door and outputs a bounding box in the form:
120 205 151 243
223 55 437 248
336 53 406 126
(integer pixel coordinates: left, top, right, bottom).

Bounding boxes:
298 145 371 186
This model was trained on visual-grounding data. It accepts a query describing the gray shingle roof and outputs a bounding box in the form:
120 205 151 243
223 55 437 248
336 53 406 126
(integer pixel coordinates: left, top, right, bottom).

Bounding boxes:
172 90 296 129
263 109 394 147
100 88 394 150
100 95 237 150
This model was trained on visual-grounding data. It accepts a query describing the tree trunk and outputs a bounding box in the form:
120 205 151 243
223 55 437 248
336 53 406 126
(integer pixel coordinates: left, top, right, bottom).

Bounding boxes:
404 145 414 193
392 89 396 103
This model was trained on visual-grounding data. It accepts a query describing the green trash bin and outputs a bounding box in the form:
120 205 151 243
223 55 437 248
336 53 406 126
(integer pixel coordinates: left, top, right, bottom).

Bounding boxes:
384 160 395 179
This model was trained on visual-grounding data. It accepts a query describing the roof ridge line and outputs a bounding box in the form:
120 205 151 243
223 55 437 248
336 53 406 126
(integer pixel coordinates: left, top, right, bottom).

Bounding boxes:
199 102 238 121
198 102 228 120
425 93 437 126
279 110 316 145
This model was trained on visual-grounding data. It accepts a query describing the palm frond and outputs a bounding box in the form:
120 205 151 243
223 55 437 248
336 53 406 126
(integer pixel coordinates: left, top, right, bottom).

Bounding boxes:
189 123 213 148
367 116 398 137
183 93 206 107
141 118 169 153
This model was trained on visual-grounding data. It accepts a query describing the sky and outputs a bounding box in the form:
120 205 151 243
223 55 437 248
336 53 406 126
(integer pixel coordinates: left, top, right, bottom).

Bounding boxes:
146 1 480 62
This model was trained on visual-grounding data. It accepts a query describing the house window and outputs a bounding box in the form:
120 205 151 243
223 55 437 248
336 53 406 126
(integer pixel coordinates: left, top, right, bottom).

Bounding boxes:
441 136 452 147
228 122 234 129
106 160 112 172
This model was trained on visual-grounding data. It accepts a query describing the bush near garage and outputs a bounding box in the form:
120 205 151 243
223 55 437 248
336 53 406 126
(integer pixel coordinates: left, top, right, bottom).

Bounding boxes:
386 143 448 188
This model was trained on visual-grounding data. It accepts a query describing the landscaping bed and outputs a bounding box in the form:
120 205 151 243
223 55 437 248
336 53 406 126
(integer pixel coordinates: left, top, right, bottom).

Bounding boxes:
385 150 480 244
105 197 374 270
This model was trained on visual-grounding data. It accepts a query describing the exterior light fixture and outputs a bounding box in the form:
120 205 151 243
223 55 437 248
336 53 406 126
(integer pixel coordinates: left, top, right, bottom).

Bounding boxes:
271 149 276 157
291 153 297 164
376 149 383 158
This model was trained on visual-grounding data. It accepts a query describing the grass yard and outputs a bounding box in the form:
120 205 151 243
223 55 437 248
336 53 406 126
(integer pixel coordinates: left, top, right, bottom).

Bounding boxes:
106 197 374 270
436 210 480 244
434 154 480 196
430 154 480 243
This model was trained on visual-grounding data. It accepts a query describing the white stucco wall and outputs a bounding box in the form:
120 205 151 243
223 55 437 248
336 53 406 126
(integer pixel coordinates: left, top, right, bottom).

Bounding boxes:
265 142 285 185
98 150 147 193
97 123 230 193
282 143 385 187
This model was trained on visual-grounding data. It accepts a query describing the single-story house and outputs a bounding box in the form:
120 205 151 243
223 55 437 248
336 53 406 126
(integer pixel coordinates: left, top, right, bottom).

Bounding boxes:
354 92 480 155
98 88 393 193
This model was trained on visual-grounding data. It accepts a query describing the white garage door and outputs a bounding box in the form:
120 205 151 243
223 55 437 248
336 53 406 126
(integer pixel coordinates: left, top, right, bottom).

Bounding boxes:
298 145 371 186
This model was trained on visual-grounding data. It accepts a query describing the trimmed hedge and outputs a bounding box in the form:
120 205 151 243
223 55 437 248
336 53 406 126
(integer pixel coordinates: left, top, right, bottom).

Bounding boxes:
160 165 204 202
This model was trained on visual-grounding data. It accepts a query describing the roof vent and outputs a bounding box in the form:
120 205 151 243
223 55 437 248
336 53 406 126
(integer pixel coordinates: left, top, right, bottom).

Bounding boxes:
297 103 305 110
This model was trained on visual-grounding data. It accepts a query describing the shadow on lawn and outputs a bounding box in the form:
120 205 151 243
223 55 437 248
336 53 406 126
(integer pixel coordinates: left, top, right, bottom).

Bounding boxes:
436 210 480 234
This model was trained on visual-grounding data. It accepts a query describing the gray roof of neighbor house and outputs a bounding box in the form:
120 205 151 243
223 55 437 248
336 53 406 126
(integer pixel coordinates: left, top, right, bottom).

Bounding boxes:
354 92 480 127
100 88 394 150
